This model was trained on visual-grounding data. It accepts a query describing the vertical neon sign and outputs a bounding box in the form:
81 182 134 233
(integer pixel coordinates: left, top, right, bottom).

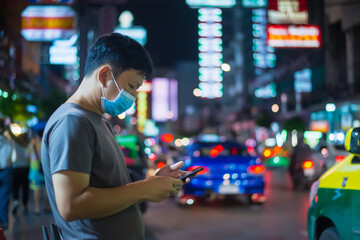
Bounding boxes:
198 8 223 99
252 8 276 76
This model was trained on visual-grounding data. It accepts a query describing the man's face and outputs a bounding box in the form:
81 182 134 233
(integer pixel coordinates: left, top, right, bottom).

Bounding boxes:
106 69 144 100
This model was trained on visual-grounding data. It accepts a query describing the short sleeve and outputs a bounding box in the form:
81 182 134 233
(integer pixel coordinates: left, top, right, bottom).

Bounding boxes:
48 115 94 175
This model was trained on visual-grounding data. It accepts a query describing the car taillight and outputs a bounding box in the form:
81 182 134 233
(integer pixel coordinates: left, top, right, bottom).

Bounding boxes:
247 165 265 175
335 155 346 162
187 166 209 175
302 160 314 169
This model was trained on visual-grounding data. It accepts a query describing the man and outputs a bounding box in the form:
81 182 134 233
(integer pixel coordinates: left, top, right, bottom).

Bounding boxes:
42 33 187 240
0 118 13 230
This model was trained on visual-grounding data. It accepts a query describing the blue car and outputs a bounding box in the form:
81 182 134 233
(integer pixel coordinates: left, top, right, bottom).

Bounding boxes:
176 140 266 206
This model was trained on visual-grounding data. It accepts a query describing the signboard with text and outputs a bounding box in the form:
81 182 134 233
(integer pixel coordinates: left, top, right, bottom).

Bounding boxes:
267 25 321 48
268 0 308 24
21 6 76 41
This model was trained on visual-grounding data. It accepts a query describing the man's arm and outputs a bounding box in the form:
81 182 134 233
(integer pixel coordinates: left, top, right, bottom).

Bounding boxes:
52 170 183 221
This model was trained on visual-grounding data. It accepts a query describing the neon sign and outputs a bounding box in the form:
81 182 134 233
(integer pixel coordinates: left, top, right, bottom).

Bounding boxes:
21 6 76 41
198 8 223 99
294 68 312 93
255 83 276 98
186 0 236 8
151 78 178 122
242 0 268 8
268 0 308 24
267 25 321 48
252 9 276 75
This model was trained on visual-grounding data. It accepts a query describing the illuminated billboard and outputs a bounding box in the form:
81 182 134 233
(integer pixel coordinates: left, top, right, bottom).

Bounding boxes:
267 25 321 48
21 6 76 41
242 0 267 8
186 0 236 8
198 8 223 99
151 78 178 122
268 0 308 24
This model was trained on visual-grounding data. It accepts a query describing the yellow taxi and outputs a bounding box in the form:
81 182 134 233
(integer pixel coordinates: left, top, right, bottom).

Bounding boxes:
307 127 360 240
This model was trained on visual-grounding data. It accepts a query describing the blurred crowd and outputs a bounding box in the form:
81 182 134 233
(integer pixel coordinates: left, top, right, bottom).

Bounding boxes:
0 117 50 231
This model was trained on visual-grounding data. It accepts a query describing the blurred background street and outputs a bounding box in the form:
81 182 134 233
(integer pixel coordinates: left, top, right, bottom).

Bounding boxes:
4 169 309 240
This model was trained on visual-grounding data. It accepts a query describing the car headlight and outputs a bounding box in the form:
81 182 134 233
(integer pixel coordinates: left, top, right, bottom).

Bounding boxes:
309 180 320 204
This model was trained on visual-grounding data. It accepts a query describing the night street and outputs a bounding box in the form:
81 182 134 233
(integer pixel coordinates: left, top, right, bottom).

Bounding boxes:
4 168 309 240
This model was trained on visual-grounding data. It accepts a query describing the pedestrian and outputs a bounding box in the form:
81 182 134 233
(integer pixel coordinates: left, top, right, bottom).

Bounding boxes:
28 130 49 215
11 131 30 214
0 118 13 230
42 33 189 240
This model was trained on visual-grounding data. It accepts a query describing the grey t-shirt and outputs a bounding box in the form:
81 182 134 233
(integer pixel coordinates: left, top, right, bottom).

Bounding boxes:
42 103 144 240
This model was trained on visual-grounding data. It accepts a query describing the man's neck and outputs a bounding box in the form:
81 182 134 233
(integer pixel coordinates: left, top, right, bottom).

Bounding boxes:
67 79 103 116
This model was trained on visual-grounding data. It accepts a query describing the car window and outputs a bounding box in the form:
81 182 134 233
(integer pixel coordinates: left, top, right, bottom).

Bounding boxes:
195 146 250 157
334 144 345 151
351 155 360 164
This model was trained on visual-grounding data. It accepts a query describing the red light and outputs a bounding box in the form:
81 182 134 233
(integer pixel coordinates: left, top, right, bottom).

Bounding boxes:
315 195 318 203
247 146 255 154
335 155 346 162
263 149 272 158
187 166 209 175
231 147 238 155
149 153 157 161
274 146 282 154
160 133 174 143
210 149 219 157
248 165 265 175
157 162 166 169
302 160 314 169
215 145 223 152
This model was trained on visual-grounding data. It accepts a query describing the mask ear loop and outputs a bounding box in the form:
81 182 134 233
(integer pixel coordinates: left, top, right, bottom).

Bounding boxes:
109 70 122 93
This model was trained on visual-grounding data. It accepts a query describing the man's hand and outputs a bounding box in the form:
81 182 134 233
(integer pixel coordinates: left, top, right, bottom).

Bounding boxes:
143 176 183 202
155 161 190 182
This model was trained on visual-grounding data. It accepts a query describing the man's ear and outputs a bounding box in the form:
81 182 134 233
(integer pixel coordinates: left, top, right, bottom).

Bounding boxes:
97 65 112 87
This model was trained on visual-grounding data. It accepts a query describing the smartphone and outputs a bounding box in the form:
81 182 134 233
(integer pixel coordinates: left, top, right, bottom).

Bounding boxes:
179 166 204 182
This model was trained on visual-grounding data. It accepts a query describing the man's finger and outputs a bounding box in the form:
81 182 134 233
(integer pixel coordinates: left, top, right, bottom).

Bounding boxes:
172 178 184 187
170 161 184 171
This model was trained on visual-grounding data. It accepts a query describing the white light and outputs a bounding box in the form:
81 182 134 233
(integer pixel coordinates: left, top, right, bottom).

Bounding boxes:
292 130 298 147
118 113 126 119
193 88 202 97
223 173 230 180
271 104 280 113
274 157 279 163
186 199 194 205
232 173 238 179
175 139 183 147
182 138 190 146
326 103 336 112
221 63 231 72
144 148 151 154
328 133 335 141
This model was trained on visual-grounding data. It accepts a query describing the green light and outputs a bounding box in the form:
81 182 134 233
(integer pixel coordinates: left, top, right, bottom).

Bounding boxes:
304 131 323 139
2 91 8 98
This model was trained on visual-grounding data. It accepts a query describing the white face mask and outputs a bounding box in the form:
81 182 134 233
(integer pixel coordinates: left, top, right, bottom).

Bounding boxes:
100 71 136 116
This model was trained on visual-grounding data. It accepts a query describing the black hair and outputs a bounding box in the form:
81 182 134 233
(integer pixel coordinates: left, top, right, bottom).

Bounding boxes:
84 33 153 79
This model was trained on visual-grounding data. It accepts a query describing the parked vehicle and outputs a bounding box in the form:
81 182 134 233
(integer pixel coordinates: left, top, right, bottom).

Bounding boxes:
307 127 360 240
